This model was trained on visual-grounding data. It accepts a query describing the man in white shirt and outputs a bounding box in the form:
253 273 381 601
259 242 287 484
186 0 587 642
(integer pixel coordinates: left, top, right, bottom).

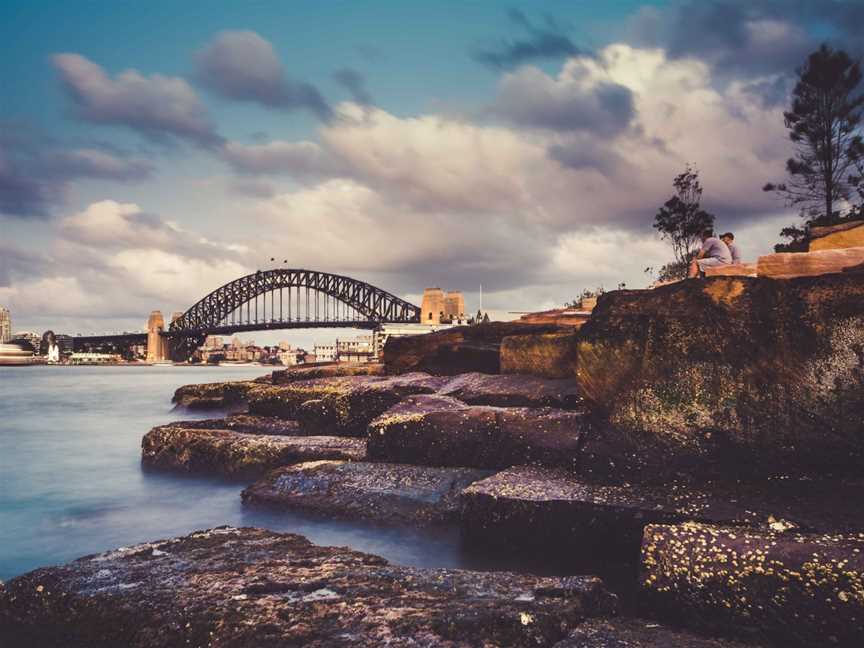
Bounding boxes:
688 228 732 278
721 232 742 264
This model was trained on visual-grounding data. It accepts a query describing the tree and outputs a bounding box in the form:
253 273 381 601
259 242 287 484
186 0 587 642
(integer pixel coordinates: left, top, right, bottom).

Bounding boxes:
764 44 864 249
652 165 715 277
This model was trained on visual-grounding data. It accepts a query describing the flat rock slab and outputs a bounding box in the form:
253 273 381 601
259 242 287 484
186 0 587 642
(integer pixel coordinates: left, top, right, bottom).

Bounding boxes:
141 425 365 480
272 362 384 383
167 414 302 436
242 461 492 525
0 526 617 647
367 395 588 469
554 618 755 647
641 522 864 646
171 380 262 410
438 372 583 409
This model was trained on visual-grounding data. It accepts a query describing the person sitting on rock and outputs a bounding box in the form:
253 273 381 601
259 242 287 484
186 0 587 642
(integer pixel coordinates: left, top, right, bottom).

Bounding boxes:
688 228 732 278
721 232 742 264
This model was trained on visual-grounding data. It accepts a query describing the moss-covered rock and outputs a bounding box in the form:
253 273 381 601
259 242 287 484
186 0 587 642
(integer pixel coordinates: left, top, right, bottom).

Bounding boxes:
438 371 583 409
641 522 864 646
170 380 262 410
0 527 616 647
500 331 581 379
242 461 491 525
271 362 384 384
553 618 754 647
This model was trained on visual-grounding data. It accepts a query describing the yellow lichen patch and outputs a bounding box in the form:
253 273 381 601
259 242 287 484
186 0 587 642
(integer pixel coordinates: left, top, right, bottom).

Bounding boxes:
702 278 746 305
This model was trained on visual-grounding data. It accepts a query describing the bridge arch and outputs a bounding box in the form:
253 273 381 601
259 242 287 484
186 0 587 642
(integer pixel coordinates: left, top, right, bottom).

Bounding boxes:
169 268 421 335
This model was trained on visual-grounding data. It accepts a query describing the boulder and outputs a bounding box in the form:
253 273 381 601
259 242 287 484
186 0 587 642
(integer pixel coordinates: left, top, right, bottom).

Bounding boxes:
242 461 491 525
271 362 384 384
141 424 365 479
809 219 864 251
703 263 757 277
167 414 302 436
553 618 753 647
0 527 617 647
367 395 588 469
248 374 446 434
575 274 864 480
438 371 583 409
383 321 563 375
757 246 864 278
171 380 261 410
500 332 581 379
641 522 864 646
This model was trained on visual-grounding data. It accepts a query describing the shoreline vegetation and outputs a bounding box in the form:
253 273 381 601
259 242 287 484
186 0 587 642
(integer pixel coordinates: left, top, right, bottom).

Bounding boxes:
2 272 863 647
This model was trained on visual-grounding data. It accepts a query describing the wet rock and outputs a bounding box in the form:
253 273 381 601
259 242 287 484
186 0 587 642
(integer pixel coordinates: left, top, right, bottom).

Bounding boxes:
367 395 588 469
141 424 365 479
0 526 617 647
249 373 447 435
500 332 581 379
383 321 563 375
167 414 302 436
242 461 491 525
554 618 754 647
171 380 261 410
438 371 583 409
641 522 864 646
271 362 384 384
576 274 864 480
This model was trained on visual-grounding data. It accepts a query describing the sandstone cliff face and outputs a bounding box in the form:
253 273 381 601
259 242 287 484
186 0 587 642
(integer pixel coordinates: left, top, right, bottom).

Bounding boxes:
575 274 864 479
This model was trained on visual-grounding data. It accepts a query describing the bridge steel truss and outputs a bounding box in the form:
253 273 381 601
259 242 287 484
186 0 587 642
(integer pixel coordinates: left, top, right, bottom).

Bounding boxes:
169 269 421 338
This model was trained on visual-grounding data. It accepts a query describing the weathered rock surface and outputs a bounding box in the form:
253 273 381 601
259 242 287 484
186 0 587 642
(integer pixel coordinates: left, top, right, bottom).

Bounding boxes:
167 414 302 436
641 522 864 646
383 321 563 375
242 461 491 524
516 309 591 328
367 395 588 469
809 219 864 251
438 371 583 409
271 362 384 384
0 527 617 647
703 263 757 277
553 618 755 647
501 332 581 379
757 245 864 277
248 374 447 435
575 274 864 480
171 379 262 410
141 424 365 479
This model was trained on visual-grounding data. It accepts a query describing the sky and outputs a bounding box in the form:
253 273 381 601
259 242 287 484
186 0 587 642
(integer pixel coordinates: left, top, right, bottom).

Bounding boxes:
2 0 863 345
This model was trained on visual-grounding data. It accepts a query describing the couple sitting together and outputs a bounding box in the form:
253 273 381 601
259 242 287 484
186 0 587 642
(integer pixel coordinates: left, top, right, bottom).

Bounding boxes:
688 229 742 278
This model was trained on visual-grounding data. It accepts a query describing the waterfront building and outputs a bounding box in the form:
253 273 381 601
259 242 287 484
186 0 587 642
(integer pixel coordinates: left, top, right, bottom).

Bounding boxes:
11 331 41 353
336 335 375 363
420 288 467 325
312 343 337 363
70 352 122 365
0 307 10 343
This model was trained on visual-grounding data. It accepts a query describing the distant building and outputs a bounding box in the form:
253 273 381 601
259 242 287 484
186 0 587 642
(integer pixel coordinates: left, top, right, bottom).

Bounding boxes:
420 288 466 325
70 352 121 364
312 343 337 363
0 307 10 343
336 335 374 363
11 331 41 353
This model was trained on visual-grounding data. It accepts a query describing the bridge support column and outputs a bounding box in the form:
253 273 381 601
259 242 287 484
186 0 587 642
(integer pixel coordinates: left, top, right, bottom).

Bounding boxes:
146 311 167 363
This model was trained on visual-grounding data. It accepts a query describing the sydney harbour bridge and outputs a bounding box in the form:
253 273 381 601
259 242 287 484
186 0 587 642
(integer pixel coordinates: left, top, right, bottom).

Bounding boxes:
73 269 422 360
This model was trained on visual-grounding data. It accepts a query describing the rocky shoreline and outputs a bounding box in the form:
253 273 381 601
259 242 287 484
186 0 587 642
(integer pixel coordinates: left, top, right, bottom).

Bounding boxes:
2 274 863 646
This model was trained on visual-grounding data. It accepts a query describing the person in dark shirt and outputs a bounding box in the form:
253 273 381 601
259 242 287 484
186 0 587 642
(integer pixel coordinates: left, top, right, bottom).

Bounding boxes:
688 228 732 278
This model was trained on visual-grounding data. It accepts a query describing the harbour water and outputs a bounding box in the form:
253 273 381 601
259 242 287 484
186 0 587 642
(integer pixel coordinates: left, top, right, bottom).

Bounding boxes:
0 365 468 582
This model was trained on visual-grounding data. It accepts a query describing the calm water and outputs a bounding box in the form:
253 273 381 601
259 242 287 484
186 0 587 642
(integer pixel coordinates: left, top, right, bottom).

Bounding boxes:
0 365 468 581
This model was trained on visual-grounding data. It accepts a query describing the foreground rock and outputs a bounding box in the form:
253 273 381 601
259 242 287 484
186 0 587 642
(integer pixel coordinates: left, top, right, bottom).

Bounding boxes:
500 332 581 379
171 379 262 410
0 527 617 647
438 371 583 409
142 424 365 479
641 522 864 646
272 362 384 384
576 274 864 480
757 246 864 277
167 414 302 435
368 395 588 469
554 618 753 647
248 373 447 435
243 461 490 525
384 321 563 375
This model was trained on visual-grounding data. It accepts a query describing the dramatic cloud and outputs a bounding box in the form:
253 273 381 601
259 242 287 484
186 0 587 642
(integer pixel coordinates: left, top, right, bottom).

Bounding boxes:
194 31 331 119
493 63 635 135
0 150 61 218
333 68 374 106
43 148 155 181
221 140 344 177
472 9 583 70
52 53 221 146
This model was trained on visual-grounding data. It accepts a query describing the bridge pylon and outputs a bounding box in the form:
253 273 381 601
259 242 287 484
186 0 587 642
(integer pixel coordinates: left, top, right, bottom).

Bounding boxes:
146 311 167 363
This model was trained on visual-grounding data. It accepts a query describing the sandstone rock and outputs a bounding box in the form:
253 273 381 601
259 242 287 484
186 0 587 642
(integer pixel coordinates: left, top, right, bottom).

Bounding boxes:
553 618 753 647
438 371 583 409
242 461 491 525
271 362 384 384
500 332 581 379
168 414 302 436
383 321 563 375
809 219 864 251
367 395 588 469
517 309 591 328
575 274 864 480
171 380 261 410
703 263 757 277
0 527 616 647
757 245 864 277
141 424 365 479
641 522 864 646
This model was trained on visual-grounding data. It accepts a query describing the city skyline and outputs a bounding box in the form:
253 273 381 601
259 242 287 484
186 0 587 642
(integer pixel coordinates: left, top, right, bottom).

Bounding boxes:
3 1 864 336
